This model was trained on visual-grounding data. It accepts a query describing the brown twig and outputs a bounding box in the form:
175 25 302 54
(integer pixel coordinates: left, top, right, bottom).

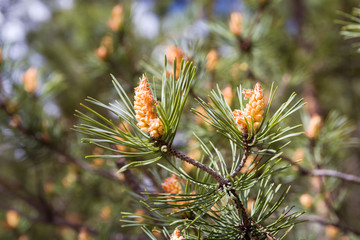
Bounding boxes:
164 143 225 184
0 203 97 235
115 158 143 193
300 215 360 236
0 97 148 193
311 169 360 184
282 155 360 185
229 189 251 240
230 136 251 178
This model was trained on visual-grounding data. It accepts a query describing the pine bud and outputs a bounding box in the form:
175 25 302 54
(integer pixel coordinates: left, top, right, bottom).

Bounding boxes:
166 46 188 79
325 225 339 240
107 4 123 32
206 49 218 72
305 114 322 139
170 229 184 240
95 45 108 60
161 174 183 194
229 12 243 36
134 209 145 223
95 35 114 60
23 67 38 94
246 198 255 214
134 76 164 138
100 205 112 220
6 210 19 228
78 227 92 240
299 193 313 209
233 83 265 133
221 84 233 105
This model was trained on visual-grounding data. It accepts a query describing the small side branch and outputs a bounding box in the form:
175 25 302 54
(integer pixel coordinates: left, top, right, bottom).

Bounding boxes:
164 144 225 184
0 198 98 235
0 98 144 193
282 155 360 185
300 215 360 236
311 169 360 184
230 136 251 178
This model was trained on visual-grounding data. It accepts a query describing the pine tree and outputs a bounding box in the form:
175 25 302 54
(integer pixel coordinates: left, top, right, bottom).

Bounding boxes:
1 0 360 239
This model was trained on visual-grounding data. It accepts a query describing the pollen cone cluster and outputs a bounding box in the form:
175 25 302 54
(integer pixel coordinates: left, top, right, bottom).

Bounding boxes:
134 76 164 138
107 4 123 32
166 46 188 79
233 83 265 132
161 174 183 195
229 12 243 36
170 229 184 240
206 49 218 72
95 35 114 60
23 67 38 94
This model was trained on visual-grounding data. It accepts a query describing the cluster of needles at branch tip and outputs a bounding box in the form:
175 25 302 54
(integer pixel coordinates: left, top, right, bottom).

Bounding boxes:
134 76 164 138
233 82 265 133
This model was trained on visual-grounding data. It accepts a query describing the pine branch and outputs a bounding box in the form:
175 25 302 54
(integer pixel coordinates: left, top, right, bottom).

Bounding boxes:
311 169 360 184
230 136 251 178
282 155 360 185
300 215 360 236
162 141 225 184
115 158 143 193
0 203 98 235
229 189 251 240
0 98 144 193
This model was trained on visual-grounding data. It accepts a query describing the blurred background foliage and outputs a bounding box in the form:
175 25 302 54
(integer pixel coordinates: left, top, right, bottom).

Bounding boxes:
0 0 360 239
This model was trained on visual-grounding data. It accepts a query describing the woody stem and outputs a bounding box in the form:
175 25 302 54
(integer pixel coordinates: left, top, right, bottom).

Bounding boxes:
160 141 225 184
230 135 251 178
229 189 251 240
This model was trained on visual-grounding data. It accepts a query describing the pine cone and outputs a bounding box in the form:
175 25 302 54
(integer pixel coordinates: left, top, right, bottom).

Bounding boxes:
233 83 265 133
134 76 164 138
161 174 183 195
170 229 184 240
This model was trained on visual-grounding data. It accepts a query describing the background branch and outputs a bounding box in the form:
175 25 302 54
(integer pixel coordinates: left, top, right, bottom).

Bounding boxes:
282 155 360 184
300 215 360 236
0 98 145 193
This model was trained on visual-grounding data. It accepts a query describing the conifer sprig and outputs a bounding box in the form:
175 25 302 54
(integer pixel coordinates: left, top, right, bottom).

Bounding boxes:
193 83 304 150
337 6 360 52
75 59 196 172
75 59 304 239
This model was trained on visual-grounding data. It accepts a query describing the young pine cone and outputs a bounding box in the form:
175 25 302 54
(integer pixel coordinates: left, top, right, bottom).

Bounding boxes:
166 46 189 79
233 83 265 133
170 229 184 240
134 76 164 138
161 174 183 195
229 12 243 36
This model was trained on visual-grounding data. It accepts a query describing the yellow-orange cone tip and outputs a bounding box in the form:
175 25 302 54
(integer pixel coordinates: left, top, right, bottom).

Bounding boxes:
134 76 164 138
233 83 265 133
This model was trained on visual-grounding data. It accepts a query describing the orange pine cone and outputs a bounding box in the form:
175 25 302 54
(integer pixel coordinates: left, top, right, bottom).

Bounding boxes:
161 174 183 195
134 76 164 138
233 83 265 133
166 46 188 79
206 49 218 72
170 229 184 240
23 67 38 94
229 12 243 36
305 113 322 139
107 4 123 32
